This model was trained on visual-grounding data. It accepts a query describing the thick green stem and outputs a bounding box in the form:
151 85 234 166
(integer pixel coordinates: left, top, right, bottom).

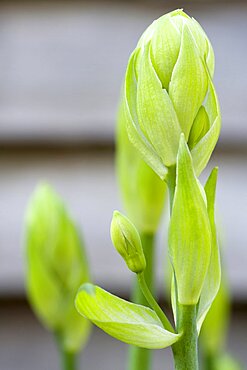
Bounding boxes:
55 332 77 370
127 232 155 370
172 305 199 370
60 350 76 370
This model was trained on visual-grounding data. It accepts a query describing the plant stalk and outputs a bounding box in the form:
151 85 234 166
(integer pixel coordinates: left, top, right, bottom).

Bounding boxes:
172 304 199 370
127 232 155 370
61 350 77 370
138 271 174 333
55 332 77 370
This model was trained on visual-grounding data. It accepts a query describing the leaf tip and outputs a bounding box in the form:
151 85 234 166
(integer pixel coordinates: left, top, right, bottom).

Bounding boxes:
79 283 96 296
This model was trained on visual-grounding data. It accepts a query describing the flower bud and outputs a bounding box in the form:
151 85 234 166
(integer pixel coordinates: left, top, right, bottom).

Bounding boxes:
116 98 167 233
123 9 221 179
111 211 146 273
25 183 91 353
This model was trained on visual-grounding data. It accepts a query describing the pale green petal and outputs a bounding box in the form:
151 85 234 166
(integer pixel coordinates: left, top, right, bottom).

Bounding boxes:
192 77 221 176
137 43 181 167
116 98 166 233
75 284 181 349
197 168 221 333
189 17 215 77
188 106 210 149
168 135 211 305
151 17 181 89
169 24 208 139
124 51 167 179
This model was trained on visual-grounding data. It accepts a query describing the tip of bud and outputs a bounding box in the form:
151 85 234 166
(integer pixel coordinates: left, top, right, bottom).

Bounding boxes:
110 211 146 274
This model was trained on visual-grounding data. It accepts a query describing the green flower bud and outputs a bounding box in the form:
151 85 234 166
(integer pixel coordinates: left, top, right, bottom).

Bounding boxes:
111 211 146 273
116 97 167 233
25 183 91 353
123 9 221 179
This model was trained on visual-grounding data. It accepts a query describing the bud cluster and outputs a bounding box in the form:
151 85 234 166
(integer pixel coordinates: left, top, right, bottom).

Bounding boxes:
123 9 221 179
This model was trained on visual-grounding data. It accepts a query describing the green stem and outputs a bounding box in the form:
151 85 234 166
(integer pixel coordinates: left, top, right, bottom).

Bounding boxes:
138 272 175 333
172 304 199 370
55 332 77 370
127 232 155 370
202 352 216 370
61 350 76 370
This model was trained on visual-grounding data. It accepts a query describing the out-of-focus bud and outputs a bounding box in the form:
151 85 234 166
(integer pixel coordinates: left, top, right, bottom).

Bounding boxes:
168 135 211 305
111 211 146 273
201 278 230 356
116 98 167 233
123 9 221 179
25 183 91 353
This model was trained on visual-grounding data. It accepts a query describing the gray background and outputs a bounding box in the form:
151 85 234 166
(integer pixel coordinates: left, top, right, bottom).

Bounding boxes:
0 1 246 369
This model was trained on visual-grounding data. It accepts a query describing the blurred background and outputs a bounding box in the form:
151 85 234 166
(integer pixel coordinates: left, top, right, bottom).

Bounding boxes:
0 0 246 369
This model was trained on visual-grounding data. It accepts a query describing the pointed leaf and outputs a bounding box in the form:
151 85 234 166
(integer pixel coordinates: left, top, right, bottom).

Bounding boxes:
197 167 221 333
168 135 211 305
75 284 181 349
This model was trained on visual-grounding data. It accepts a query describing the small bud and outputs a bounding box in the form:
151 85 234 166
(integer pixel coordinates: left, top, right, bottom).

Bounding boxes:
110 211 146 273
123 9 221 179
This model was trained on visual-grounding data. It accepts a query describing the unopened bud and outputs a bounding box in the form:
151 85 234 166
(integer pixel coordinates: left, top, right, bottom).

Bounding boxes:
110 211 146 273
123 9 221 179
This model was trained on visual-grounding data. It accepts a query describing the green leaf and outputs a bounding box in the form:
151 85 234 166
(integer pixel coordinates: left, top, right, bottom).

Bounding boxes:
169 24 208 140
75 284 181 349
191 71 221 176
197 167 221 333
137 43 181 167
124 50 167 179
168 134 211 305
